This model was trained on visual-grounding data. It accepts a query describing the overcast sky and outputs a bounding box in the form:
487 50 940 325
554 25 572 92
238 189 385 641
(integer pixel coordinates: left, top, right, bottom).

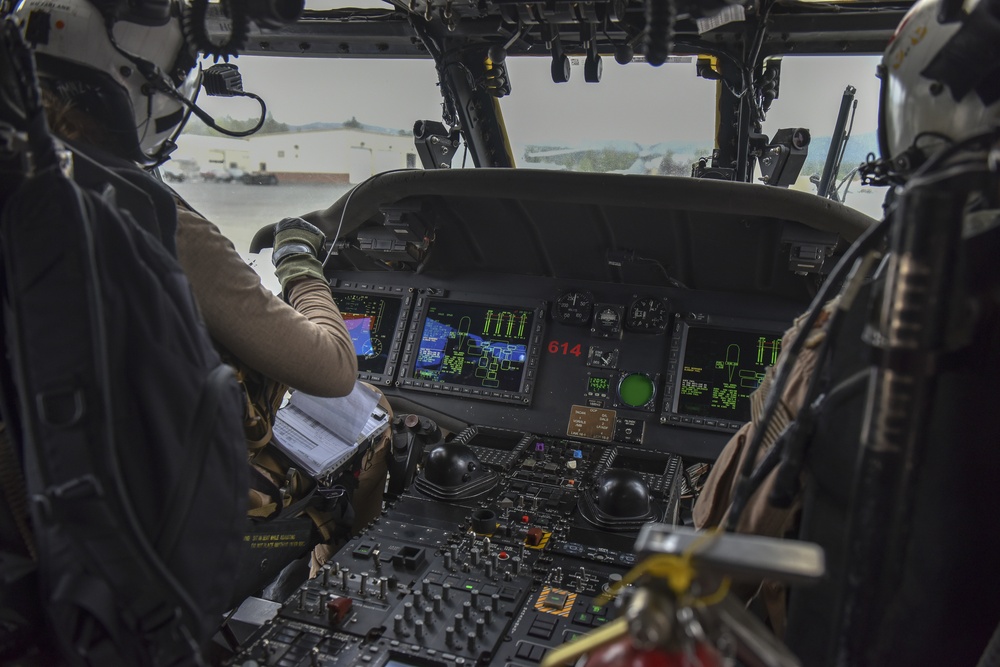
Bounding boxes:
196 51 882 147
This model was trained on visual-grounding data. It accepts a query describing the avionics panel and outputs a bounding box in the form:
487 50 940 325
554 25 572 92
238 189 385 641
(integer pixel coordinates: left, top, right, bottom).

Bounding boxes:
398 292 546 405
661 313 786 433
330 283 413 386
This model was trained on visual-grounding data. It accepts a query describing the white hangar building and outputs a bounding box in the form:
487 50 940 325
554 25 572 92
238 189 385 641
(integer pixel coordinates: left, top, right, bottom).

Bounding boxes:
174 122 420 184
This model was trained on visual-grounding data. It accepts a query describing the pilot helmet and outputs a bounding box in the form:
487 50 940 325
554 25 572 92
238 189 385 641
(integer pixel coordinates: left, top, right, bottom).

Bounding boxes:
879 0 1000 174
14 0 200 166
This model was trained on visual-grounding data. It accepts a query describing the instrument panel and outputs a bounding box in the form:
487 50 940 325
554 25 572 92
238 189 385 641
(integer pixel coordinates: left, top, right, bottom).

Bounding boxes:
225 169 875 666
231 273 803 666
331 274 801 461
227 426 685 667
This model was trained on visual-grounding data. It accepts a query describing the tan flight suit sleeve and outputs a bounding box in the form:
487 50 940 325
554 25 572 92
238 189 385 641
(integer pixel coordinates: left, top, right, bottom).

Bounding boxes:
691 296 839 638
174 204 358 397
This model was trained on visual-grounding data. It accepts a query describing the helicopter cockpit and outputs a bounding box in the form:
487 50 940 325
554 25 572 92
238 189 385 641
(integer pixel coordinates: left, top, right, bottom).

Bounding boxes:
4 0 1000 665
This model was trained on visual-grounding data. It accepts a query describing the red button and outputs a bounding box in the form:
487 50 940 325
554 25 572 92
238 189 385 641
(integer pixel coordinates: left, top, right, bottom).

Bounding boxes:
327 595 353 624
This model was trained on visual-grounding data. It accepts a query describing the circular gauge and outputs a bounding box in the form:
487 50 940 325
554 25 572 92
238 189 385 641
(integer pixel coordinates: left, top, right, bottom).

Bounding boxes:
554 290 594 325
360 338 382 359
618 372 655 408
593 305 624 338
626 296 669 333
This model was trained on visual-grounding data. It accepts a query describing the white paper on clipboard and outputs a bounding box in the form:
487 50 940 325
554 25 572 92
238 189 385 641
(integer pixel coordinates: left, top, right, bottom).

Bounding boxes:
270 381 389 479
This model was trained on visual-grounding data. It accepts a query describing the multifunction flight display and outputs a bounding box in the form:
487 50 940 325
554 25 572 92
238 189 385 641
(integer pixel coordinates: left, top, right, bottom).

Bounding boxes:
662 316 784 432
398 295 545 404
331 287 411 385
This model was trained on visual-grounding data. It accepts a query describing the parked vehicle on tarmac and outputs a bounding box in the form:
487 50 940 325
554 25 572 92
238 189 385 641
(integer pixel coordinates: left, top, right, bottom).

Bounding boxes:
243 171 279 185
161 158 199 183
200 167 232 182
201 167 246 183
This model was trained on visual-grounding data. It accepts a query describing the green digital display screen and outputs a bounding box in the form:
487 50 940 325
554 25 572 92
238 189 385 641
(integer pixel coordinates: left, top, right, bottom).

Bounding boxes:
588 375 611 395
675 326 781 422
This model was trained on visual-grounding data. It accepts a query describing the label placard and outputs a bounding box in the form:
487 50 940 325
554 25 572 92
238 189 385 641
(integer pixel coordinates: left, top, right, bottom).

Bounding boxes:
566 405 615 441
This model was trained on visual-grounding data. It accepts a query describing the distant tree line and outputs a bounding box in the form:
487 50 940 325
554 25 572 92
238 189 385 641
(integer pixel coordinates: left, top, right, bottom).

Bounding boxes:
523 146 710 176
183 114 412 138
185 112 290 136
521 131 879 181
658 151 695 176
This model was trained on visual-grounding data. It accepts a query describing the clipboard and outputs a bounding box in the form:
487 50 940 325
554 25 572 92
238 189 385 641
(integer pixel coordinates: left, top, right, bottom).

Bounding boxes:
270 381 390 481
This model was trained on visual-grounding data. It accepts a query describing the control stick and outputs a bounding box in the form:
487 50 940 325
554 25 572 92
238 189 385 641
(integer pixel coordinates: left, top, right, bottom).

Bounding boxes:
386 414 443 498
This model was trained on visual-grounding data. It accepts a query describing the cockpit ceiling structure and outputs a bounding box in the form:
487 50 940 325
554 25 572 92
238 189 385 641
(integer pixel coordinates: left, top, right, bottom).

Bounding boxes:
208 0 915 59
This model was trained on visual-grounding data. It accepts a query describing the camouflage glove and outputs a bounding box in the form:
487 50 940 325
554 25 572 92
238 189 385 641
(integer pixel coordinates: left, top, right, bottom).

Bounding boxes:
271 217 327 293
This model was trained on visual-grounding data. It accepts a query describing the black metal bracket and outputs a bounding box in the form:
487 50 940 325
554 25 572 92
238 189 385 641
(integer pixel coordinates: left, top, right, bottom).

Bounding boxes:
782 224 839 275
413 120 461 170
